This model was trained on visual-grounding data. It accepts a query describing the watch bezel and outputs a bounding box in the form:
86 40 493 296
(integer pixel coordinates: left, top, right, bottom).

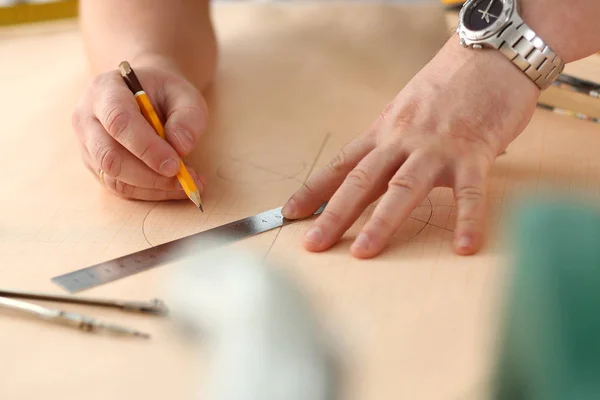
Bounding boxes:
458 0 516 43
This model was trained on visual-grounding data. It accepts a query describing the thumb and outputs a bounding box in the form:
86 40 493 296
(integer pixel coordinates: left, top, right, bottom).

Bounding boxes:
162 79 209 157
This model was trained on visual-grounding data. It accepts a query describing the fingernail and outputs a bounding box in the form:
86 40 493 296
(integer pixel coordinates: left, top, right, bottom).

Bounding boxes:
457 235 473 249
160 159 179 176
351 233 370 253
281 199 297 218
304 226 323 245
174 128 193 152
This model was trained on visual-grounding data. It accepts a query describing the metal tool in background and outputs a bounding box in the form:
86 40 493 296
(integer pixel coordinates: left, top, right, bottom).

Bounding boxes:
0 288 168 315
0 296 151 339
52 204 327 294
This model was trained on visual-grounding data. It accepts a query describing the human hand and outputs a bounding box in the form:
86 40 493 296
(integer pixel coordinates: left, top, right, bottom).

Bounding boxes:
282 38 541 258
72 60 208 201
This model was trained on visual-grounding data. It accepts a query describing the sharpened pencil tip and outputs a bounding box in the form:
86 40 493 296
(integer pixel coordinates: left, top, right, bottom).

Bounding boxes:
188 190 203 211
189 191 204 212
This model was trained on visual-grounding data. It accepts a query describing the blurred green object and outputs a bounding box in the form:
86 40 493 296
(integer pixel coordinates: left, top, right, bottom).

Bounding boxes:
0 0 77 27
492 199 600 400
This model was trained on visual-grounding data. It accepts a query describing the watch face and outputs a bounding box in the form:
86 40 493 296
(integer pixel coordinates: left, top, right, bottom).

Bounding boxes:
463 0 505 31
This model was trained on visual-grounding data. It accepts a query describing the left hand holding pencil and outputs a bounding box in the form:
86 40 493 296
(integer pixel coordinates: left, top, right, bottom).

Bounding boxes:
72 64 208 201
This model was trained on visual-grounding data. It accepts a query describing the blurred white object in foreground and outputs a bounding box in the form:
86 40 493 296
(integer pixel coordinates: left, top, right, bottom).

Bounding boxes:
166 245 339 400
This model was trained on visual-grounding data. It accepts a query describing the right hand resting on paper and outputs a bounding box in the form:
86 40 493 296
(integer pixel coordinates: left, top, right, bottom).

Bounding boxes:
72 63 208 201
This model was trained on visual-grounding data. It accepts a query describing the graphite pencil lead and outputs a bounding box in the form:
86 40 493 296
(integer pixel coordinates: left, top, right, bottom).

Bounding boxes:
188 191 203 211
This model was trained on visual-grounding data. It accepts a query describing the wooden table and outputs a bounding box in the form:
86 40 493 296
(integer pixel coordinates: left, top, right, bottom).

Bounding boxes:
1 2 598 399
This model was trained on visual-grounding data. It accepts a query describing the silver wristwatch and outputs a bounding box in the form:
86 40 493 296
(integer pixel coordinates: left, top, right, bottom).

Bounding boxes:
456 0 564 90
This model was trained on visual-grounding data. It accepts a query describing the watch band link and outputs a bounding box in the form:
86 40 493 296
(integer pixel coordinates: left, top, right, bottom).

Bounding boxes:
496 18 564 90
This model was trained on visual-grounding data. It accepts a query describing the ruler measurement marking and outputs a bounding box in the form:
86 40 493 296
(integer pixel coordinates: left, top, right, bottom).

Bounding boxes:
51 205 325 293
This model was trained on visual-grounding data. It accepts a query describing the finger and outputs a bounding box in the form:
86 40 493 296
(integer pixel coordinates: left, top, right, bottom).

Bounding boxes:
101 173 190 202
162 81 208 156
350 150 444 259
452 157 490 255
81 117 201 191
82 148 197 202
282 132 377 219
92 72 181 177
302 145 406 253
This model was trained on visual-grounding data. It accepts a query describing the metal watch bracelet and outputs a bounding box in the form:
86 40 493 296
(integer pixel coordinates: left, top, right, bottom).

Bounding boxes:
494 14 565 90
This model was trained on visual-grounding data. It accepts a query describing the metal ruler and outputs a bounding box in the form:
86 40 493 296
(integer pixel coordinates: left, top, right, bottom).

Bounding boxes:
52 205 325 293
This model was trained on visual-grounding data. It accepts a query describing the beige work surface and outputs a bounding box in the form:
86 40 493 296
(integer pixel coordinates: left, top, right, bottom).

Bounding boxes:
1 2 599 400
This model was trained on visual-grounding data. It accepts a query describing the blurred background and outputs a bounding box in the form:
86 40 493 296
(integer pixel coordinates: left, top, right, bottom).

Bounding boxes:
0 0 452 27
0 0 463 27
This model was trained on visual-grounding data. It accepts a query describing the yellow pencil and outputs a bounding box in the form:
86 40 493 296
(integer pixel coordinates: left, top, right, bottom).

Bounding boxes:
118 61 203 211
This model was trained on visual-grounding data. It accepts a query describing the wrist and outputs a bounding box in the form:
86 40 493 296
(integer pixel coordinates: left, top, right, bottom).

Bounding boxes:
441 36 540 97
455 0 571 92
129 52 186 77
426 37 540 154
130 49 216 93
519 0 597 63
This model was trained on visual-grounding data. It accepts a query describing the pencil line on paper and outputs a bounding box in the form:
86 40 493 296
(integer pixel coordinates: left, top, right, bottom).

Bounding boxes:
229 156 305 181
264 133 332 260
141 202 160 247
410 218 454 233
303 132 331 184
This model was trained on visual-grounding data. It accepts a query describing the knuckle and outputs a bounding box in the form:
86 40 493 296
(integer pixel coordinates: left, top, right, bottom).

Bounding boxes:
138 140 162 164
457 215 481 226
90 73 110 91
172 105 205 120
113 179 132 197
90 76 104 93
104 106 132 141
392 112 415 131
301 181 318 197
344 167 371 190
327 148 350 174
368 213 393 233
184 90 206 114
322 208 344 225
94 144 121 177
299 180 330 205
104 177 117 192
388 173 420 193
378 102 394 120
455 185 486 202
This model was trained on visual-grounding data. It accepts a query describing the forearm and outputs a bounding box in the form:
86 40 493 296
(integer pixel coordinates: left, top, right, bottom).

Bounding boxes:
79 0 217 91
520 0 600 63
